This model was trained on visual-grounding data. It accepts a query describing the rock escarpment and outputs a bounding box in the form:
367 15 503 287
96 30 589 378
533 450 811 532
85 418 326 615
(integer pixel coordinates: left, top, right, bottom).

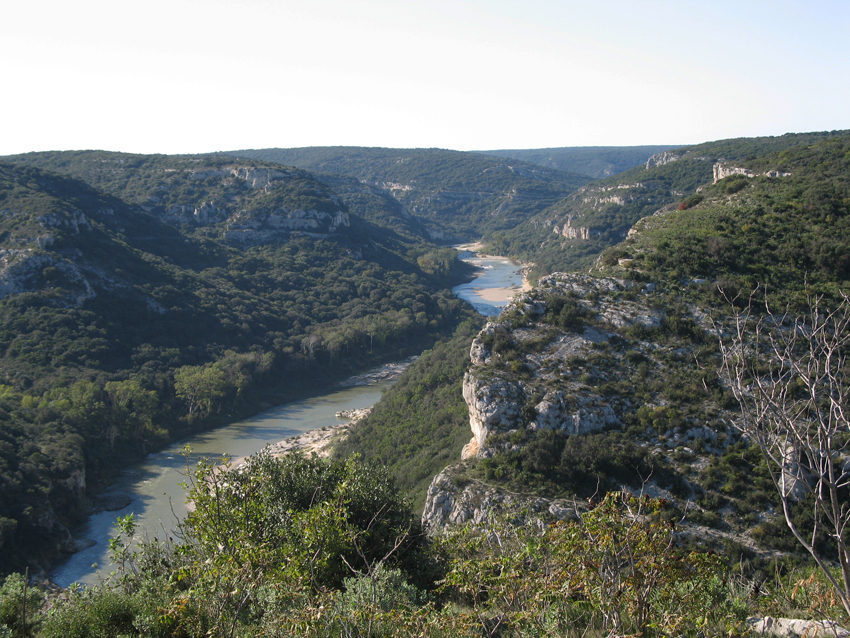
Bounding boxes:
712 162 792 184
458 273 672 461
136 163 353 246
422 272 738 533
421 463 578 533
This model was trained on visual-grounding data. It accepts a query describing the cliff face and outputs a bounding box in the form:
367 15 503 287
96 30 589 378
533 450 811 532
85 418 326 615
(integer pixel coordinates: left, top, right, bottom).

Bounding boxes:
421 462 578 532
141 165 351 245
422 272 739 533
458 273 682 461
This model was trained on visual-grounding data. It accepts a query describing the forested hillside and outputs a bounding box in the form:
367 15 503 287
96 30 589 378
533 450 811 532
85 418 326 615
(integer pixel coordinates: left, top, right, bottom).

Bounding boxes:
2 132 850 637
477 145 679 179
228 146 590 240
491 130 850 277
0 157 477 574
344 132 850 554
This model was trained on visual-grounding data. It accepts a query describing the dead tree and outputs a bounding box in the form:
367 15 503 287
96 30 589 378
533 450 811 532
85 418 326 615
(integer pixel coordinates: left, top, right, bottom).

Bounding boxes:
717 287 850 618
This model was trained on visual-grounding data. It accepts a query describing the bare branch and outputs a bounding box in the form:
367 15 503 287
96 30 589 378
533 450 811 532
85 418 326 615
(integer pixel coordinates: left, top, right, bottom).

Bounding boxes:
716 287 850 618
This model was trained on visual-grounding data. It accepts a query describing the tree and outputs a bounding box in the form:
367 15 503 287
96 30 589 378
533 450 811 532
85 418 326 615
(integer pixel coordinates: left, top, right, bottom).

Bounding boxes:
717 287 850 617
173 364 226 419
0 572 44 638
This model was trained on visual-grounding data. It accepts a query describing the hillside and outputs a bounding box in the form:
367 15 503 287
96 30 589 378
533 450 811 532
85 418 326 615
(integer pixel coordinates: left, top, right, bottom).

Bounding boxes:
477 145 679 179
3 133 850 636
0 158 477 575
227 146 590 241
490 129 850 277
340 132 850 571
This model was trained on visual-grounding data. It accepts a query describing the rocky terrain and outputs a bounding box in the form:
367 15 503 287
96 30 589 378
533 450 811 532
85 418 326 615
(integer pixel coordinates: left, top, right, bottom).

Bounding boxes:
422 271 784 561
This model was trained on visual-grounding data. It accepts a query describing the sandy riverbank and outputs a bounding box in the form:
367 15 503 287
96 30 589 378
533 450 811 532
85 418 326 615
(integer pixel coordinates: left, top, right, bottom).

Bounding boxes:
471 282 531 302
267 408 370 458
456 242 533 302
259 358 417 460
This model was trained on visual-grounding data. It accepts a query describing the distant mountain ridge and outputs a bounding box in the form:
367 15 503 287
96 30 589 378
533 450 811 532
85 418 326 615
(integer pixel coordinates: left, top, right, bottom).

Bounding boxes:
227 146 590 241
475 145 680 179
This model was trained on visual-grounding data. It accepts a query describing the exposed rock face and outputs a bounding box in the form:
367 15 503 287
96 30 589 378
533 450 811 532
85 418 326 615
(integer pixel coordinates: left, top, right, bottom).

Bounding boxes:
646 151 681 169
553 217 591 240
0 250 96 305
459 273 658 460
146 165 352 247
423 271 742 534
713 163 754 183
461 371 525 458
747 617 849 638
38 209 92 233
421 464 578 533
60 469 86 502
229 167 298 188
224 209 350 244
713 162 792 184
373 181 415 192
582 194 628 207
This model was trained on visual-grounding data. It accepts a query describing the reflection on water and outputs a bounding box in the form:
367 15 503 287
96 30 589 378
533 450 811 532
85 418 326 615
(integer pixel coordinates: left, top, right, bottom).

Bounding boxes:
50 382 392 587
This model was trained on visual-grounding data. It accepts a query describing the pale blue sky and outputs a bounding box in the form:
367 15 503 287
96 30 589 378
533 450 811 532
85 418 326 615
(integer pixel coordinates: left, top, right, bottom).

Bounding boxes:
2 0 848 155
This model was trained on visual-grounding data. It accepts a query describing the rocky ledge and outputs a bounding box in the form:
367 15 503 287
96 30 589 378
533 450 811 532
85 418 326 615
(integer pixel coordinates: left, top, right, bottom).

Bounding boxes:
421 271 741 537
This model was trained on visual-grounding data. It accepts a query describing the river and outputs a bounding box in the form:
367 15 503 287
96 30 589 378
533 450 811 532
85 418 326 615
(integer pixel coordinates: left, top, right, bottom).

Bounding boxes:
451 247 528 316
49 249 525 587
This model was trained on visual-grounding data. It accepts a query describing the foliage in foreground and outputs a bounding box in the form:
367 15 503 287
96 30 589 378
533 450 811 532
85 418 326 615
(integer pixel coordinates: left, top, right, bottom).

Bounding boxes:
9 453 846 637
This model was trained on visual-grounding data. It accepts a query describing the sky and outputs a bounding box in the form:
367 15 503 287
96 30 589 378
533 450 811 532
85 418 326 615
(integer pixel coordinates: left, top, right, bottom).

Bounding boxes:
2 0 849 156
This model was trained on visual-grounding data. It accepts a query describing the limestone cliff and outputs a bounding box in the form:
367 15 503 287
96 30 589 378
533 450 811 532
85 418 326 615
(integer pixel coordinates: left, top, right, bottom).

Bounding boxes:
422 272 740 534
421 462 578 533
458 273 675 461
712 162 792 183
144 165 351 245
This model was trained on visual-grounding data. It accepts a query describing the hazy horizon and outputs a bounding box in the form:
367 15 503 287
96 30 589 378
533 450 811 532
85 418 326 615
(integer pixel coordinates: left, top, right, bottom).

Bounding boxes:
3 0 848 156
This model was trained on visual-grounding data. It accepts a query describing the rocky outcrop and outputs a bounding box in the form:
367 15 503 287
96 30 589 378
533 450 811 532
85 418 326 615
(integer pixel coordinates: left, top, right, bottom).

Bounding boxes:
713 162 793 184
0 250 96 305
423 271 739 534
421 464 578 532
459 274 657 460
38 209 92 234
582 195 628 207
713 163 754 183
531 390 618 435
646 151 681 169
228 167 299 189
553 217 591 240
224 209 350 245
148 166 352 247
461 371 525 459
747 617 849 638
374 181 415 192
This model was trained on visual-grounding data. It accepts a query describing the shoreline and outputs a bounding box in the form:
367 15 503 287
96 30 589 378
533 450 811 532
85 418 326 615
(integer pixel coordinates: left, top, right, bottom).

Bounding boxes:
266 408 371 458
455 242 533 303
244 358 418 462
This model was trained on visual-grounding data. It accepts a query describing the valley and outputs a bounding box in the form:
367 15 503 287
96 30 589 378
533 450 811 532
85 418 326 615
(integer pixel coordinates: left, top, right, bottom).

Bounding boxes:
48 256 527 587
1 135 850 635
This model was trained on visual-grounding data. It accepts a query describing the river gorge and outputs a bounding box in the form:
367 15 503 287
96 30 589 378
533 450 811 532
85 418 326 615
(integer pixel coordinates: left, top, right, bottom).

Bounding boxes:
49 248 527 587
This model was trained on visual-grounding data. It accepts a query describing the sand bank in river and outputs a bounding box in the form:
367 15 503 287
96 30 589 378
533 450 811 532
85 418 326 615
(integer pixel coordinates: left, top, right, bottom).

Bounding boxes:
455 243 533 302
472 281 531 302
267 408 369 458
261 358 417 460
